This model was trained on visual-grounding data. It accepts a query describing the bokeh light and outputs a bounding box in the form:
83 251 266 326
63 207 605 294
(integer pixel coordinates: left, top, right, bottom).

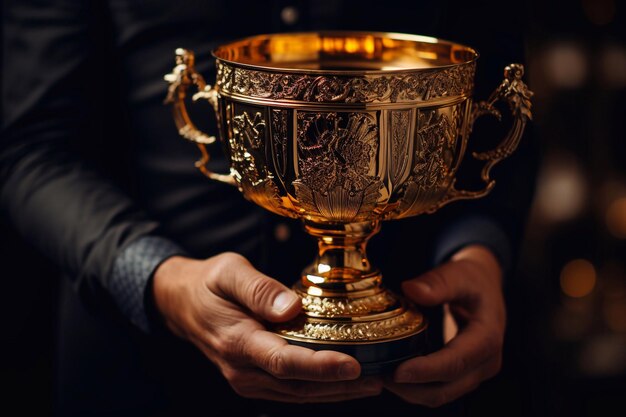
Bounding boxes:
600 44 626 89
604 301 626 333
543 42 588 89
535 156 587 222
605 197 626 239
560 259 597 298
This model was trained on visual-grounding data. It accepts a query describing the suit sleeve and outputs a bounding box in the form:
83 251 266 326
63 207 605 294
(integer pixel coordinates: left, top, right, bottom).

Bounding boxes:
0 0 174 329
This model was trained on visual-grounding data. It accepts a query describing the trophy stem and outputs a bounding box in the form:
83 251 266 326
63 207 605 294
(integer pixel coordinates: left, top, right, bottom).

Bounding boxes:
301 220 382 292
273 220 428 375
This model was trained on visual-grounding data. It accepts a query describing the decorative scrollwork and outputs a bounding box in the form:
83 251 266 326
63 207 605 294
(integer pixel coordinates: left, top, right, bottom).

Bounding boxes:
216 61 475 104
270 109 289 178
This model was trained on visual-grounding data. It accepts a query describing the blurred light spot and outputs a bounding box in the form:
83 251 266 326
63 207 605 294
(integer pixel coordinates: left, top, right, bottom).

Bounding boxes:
543 42 588 89
579 334 626 376
581 0 616 26
560 259 597 298
280 6 299 26
606 197 626 239
535 156 587 222
604 300 626 333
600 44 626 89
274 223 291 242
317 263 331 274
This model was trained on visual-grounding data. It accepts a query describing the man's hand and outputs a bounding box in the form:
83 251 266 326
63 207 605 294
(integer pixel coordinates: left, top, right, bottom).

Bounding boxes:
385 245 506 407
152 252 383 403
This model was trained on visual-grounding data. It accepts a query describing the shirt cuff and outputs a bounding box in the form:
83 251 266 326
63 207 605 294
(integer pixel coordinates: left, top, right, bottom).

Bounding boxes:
432 215 512 273
109 236 186 333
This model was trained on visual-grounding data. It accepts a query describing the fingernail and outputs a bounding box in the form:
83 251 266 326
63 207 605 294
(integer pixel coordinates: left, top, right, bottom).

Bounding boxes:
339 362 359 379
272 291 296 313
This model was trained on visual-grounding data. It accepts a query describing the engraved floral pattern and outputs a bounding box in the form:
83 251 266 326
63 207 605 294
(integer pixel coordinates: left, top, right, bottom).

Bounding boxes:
293 112 383 222
412 112 453 190
229 110 266 185
277 309 424 341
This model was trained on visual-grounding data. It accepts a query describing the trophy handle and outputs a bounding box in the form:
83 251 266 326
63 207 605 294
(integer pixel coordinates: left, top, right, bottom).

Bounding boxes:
430 63 533 212
164 48 236 186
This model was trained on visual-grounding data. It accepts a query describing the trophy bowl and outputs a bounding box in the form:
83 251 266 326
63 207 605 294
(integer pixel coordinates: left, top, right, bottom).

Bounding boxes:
165 32 532 374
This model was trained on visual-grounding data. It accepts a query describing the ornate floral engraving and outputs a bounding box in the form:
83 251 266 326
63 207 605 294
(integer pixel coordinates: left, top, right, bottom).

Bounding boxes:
292 112 383 222
227 108 295 218
216 61 475 104
277 309 424 341
229 110 266 185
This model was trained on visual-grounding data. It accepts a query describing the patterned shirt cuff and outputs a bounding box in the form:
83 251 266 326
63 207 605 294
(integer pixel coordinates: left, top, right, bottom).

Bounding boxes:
433 215 511 273
109 236 186 333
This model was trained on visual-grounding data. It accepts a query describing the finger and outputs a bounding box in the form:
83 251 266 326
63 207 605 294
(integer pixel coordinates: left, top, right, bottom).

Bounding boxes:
393 321 499 383
385 358 501 407
242 329 361 381
401 261 477 307
230 368 383 398
208 252 301 322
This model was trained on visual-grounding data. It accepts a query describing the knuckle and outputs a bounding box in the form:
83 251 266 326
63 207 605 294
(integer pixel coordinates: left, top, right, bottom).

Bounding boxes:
265 348 289 378
215 328 244 361
218 251 247 264
246 275 278 306
211 252 247 278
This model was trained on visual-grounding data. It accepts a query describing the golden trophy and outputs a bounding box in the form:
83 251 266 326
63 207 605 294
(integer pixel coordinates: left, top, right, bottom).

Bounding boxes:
165 32 532 374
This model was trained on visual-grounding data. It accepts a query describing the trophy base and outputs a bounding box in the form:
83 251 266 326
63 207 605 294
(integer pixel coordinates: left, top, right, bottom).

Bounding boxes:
280 324 428 376
271 220 428 375
273 287 428 375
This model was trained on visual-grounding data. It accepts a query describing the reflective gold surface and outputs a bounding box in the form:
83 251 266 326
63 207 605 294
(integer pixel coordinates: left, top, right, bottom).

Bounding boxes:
165 32 532 367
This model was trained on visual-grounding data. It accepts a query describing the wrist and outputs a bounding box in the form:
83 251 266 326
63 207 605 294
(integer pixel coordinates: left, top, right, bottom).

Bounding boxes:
152 255 199 337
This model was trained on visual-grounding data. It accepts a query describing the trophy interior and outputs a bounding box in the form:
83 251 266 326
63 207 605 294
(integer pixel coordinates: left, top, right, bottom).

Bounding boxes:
212 32 477 72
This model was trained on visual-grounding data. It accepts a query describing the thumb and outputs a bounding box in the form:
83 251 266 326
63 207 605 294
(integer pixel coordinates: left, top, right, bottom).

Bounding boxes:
209 252 302 322
401 260 475 307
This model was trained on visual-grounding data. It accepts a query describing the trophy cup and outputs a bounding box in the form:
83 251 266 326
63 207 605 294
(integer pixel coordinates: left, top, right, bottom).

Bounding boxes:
165 32 532 374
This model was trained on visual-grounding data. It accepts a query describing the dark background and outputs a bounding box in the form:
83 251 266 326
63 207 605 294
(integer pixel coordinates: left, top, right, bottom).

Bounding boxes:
2 0 625 415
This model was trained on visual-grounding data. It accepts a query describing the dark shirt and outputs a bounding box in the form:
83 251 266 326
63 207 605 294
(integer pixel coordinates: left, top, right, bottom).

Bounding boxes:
1 1 536 416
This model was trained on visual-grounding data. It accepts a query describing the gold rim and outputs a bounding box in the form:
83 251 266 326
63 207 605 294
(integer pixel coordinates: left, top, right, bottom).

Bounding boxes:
212 31 478 75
